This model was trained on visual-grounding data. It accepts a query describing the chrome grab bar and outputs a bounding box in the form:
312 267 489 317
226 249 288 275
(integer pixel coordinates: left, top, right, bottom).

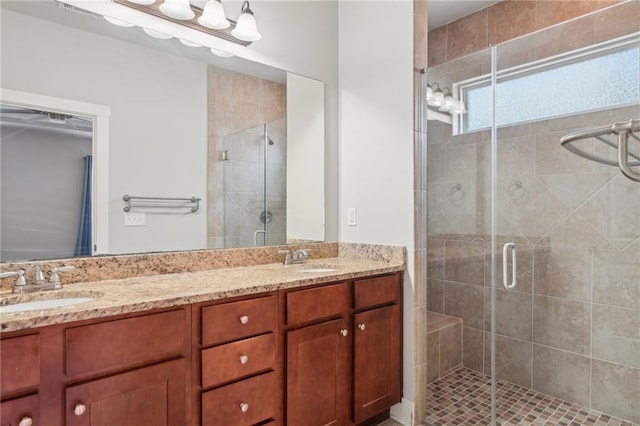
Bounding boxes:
502 242 517 290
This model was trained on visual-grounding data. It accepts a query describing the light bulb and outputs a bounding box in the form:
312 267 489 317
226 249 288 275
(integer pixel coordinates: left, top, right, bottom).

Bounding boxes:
104 16 134 27
432 90 444 107
198 0 230 29
159 0 195 20
231 1 261 42
210 48 234 57
180 39 202 47
440 95 455 112
143 28 173 39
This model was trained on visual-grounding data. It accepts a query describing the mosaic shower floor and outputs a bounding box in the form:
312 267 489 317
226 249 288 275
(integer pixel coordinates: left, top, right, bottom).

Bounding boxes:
425 367 637 426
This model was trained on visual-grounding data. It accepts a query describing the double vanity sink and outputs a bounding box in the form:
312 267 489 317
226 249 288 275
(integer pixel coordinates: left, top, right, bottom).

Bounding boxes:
0 258 397 332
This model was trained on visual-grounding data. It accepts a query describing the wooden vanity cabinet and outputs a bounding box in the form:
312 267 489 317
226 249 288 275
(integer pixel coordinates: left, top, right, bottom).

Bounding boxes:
195 294 279 426
1 333 41 426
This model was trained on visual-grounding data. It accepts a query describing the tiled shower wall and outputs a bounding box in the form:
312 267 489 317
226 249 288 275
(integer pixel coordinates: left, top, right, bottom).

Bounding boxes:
206 67 286 248
426 104 640 423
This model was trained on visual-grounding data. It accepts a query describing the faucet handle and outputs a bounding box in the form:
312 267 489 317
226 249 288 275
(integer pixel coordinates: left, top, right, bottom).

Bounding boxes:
50 266 76 289
278 250 292 264
0 269 26 287
34 267 45 284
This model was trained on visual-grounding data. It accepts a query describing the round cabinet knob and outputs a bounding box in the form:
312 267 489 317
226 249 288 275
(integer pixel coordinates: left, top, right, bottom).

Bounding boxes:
239 402 249 412
239 315 249 324
340 329 348 337
18 417 33 426
239 355 249 364
74 403 87 416
358 323 366 331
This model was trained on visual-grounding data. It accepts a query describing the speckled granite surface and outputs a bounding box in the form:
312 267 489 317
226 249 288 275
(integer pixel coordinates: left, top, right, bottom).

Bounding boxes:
1 244 405 333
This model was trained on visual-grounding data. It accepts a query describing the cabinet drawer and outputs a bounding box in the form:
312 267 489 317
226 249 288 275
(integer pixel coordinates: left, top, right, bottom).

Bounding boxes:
201 333 275 388
202 372 276 426
202 296 276 346
286 282 348 325
65 309 187 377
354 274 400 309
1 334 40 395
0 394 39 425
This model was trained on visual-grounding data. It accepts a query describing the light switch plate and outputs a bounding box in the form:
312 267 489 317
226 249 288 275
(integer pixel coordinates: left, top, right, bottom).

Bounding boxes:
347 208 357 226
124 212 146 226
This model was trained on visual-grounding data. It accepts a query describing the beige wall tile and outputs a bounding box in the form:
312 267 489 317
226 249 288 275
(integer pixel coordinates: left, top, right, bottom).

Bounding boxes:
445 240 486 286
485 288 533 341
591 359 640 424
534 247 592 301
533 295 591 354
427 25 447 67
447 9 489 60
463 326 484 373
439 322 462 374
593 248 640 310
532 344 591 407
594 0 640 42
426 330 440 383
485 333 533 388
427 278 445 313
445 281 484 329
592 304 640 368
489 1 536 45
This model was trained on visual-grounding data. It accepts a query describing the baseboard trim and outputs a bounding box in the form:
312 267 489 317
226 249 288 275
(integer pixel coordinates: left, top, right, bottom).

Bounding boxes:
390 398 414 426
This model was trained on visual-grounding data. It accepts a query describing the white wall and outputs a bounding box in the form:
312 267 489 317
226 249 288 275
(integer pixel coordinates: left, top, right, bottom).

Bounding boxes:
338 0 415 418
1 9 208 255
287 72 325 242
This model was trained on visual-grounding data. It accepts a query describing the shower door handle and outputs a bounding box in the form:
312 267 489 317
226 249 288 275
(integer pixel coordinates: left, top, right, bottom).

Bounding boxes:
502 242 517 290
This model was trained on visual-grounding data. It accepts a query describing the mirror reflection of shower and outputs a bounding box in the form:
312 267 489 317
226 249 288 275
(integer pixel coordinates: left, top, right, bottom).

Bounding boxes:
222 119 287 248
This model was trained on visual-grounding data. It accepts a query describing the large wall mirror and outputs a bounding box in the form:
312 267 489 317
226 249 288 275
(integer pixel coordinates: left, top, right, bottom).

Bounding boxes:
0 0 325 262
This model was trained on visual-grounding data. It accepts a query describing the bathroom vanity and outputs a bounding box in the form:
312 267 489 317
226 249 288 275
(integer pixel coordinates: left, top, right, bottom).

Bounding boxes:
0 257 403 426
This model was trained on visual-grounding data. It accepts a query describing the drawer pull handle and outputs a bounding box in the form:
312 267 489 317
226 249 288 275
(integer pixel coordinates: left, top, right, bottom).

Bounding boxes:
240 402 249 412
239 354 249 364
358 323 366 331
340 329 348 337
239 315 249 324
74 403 87 416
19 417 33 426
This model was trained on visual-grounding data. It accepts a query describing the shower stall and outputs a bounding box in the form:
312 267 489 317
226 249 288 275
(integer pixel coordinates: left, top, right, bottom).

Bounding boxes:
222 118 287 248
423 8 639 425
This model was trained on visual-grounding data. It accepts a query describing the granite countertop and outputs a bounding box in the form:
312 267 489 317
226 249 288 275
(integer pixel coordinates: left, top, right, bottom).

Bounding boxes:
0 257 404 333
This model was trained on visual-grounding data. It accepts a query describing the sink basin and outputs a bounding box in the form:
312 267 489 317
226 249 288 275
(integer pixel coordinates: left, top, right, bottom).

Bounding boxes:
296 267 338 273
0 291 101 314
0 298 95 314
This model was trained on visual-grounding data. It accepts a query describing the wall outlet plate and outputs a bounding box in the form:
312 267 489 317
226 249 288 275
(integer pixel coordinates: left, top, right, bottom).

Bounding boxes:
347 207 357 226
124 212 146 226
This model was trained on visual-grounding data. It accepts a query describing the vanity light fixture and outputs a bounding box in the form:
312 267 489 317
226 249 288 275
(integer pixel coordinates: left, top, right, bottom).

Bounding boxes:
159 0 195 20
198 0 230 30
143 27 173 39
179 38 202 47
427 82 466 116
210 48 234 57
103 16 134 27
231 1 261 41
118 0 260 45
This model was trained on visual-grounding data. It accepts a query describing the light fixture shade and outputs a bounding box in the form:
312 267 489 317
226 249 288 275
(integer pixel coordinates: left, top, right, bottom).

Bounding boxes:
426 86 434 103
180 38 202 47
143 27 173 39
126 0 155 5
104 16 134 27
198 0 230 30
159 0 195 20
453 100 467 114
210 48 234 57
432 90 444 107
231 1 261 42
440 95 455 112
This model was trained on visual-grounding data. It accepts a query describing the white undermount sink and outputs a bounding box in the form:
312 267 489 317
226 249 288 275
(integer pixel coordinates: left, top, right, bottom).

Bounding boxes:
0 297 95 314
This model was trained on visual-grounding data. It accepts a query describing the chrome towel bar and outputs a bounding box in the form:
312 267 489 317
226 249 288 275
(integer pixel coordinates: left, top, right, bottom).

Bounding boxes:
122 195 201 213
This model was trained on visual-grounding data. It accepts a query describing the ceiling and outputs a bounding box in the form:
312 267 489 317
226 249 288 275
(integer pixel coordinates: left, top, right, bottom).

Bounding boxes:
428 0 501 30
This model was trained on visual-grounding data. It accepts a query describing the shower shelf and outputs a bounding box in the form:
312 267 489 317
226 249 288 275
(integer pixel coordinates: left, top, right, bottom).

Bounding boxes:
560 118 640 182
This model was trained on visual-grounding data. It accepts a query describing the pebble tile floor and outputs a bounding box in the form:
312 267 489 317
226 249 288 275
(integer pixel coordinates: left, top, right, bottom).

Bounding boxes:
425 367 638 426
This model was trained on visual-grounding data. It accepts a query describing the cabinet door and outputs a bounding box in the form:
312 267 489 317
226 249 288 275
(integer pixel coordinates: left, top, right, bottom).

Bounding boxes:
353 305 401 423
65 358 185 426
286 318 349 426
0 394 39 426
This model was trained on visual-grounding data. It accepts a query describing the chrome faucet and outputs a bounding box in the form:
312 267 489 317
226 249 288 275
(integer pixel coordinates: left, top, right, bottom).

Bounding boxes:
279 249 311 265
1 266 75 293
